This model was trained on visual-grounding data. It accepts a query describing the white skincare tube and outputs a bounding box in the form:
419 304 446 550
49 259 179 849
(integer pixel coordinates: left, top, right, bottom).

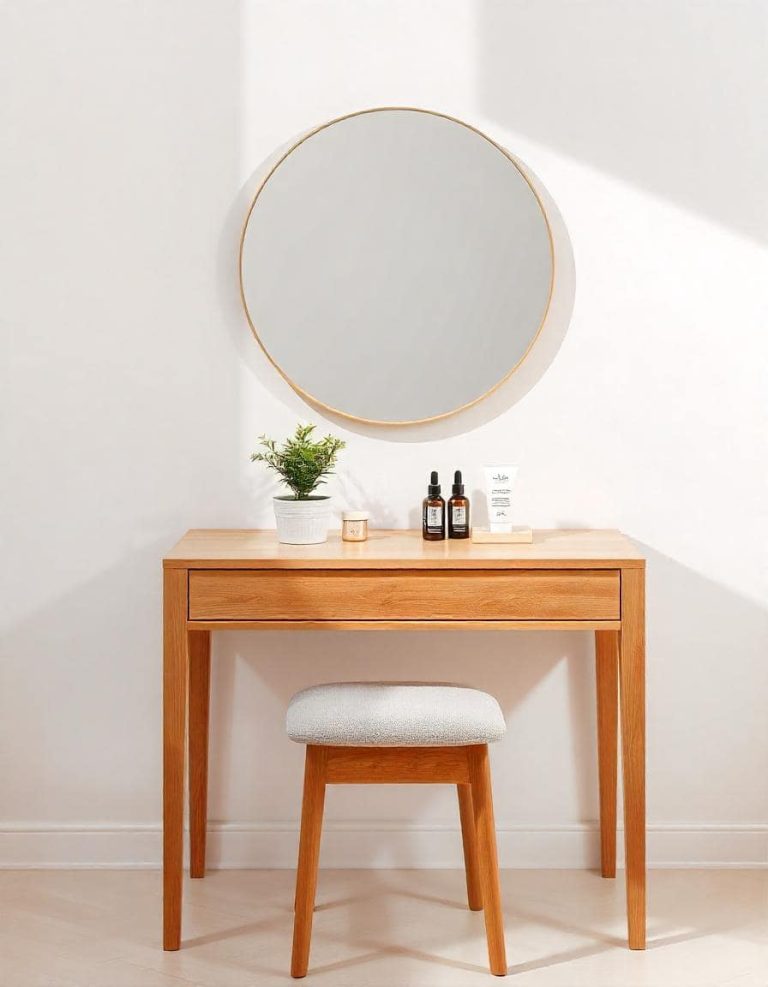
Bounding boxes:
483 465 519 533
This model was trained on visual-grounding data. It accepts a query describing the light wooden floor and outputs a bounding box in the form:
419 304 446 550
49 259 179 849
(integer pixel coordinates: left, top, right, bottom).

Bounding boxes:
0 869 766 986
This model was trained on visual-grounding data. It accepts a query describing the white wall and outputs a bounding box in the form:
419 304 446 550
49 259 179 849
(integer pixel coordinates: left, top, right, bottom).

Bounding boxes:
2 0 767 869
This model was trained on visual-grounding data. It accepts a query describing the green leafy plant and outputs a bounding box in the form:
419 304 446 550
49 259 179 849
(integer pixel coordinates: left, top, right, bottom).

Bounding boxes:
250 424 346 500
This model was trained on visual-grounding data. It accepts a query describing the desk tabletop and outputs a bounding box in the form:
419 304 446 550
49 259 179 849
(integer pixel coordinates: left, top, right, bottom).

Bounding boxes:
164 529 644 569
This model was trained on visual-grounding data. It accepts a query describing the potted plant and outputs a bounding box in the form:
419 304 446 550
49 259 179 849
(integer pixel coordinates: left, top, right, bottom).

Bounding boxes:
250 424 346 545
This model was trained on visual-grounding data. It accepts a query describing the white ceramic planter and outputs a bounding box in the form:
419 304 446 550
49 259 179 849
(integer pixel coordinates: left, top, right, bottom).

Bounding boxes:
273 496 332 545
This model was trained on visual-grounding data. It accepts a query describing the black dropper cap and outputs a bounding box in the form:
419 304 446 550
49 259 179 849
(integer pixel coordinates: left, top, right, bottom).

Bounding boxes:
452 470 464 495
428 471 441 496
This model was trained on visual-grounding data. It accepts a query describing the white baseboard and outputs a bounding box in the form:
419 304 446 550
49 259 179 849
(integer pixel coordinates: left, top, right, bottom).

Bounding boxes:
0 822 765 869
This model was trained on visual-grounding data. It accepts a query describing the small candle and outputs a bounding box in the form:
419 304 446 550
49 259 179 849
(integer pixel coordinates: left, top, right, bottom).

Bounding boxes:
342 511 369 542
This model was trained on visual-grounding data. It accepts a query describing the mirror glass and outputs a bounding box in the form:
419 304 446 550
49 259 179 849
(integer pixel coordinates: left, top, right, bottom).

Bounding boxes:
240 109 553 424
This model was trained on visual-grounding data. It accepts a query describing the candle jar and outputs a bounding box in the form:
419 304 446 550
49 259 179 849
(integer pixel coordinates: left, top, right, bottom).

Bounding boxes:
341 511 369 542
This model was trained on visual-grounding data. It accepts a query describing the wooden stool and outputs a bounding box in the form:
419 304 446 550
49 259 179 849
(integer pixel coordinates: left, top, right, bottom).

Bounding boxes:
286 682 508 977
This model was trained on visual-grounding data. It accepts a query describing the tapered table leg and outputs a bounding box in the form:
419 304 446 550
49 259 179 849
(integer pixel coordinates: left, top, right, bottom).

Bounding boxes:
619 567 646 949
163 568 188 950
189 630 211 878
595 630 618 878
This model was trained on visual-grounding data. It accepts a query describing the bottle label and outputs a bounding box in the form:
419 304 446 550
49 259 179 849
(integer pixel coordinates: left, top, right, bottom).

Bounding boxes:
427 505 443 529
451 505 467 527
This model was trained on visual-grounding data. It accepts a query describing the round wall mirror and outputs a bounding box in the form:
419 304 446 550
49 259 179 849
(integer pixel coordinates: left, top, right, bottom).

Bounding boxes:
240 108 554 425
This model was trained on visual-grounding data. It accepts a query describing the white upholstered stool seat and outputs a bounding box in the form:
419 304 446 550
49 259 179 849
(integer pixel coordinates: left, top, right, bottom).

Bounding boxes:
286 682 506 747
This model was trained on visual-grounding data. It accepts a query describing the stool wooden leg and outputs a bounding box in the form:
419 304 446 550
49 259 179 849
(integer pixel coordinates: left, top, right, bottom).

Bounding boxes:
291 746 327 979
468 745 507 976
457 783 483 910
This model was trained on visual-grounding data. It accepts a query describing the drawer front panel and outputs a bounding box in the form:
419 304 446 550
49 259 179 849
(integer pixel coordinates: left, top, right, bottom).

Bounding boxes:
188 569 620 621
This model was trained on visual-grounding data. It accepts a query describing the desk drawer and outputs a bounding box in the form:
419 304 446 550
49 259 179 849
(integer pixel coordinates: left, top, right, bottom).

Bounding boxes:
188 569 620 621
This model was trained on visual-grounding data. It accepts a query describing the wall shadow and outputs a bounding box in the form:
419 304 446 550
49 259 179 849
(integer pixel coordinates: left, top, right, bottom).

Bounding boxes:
634 542 768 825
477 0 768 243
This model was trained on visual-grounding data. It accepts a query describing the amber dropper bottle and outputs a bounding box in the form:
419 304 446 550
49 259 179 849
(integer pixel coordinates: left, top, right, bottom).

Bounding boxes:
448 470 470 539
422 471 445 541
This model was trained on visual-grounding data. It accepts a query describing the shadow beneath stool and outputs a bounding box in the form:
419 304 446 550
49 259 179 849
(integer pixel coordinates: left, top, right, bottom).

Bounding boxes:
393 889 468 912
309 940 489 979
183 915 284 949
313 892 371 913
507 941 612 977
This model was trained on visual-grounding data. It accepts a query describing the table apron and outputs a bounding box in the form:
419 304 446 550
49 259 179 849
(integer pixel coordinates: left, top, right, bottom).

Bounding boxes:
187 568 621 623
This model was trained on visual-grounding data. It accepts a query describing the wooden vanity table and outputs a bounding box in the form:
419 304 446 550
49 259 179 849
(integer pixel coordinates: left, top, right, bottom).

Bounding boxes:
162 528 645 955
